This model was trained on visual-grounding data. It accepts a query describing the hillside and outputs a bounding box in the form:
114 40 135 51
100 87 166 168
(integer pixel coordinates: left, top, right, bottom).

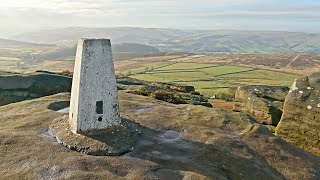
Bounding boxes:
113 43 160 53
30 43 160 61
12 27 320 54
0 38 54 48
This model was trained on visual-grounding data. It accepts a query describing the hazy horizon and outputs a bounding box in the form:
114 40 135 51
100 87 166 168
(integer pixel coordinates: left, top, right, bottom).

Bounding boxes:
1 0 320 37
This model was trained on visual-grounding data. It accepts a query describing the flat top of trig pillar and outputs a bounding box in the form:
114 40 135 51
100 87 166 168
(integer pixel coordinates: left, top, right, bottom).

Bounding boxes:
79 38 111 42
78 38 111 47
78 38 111 46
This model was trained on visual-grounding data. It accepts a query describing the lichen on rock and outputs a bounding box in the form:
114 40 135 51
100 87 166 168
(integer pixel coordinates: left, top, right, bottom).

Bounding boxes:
276 72 320 156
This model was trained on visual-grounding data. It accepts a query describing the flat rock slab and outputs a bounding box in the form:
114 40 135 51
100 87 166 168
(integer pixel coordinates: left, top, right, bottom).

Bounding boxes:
50 116 141 156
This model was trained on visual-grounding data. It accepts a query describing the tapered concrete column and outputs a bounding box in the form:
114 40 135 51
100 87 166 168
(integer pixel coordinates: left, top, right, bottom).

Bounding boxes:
69 38 120 133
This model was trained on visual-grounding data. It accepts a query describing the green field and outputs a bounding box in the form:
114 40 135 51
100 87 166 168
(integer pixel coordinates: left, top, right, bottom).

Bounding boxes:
118 62 298 97
117 62 175 75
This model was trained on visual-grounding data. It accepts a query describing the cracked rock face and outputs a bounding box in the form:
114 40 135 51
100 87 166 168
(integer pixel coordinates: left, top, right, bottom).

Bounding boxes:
233 85 289 125
276 72 320 156
0 72 72 106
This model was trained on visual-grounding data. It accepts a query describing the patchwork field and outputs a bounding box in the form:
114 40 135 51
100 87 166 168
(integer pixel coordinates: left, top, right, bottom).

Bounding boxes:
0 45 313 97
117 61 298 97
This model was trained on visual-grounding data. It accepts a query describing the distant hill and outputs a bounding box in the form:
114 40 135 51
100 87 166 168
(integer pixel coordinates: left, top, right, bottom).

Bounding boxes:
32 43 160 61
0 38 54 48
34 46 76 61
113 43 159 53
11 27 320 54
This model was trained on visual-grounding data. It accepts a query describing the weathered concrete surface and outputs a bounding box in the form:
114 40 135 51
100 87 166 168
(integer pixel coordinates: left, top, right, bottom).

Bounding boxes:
0 92 319 179
276 72 320 156
69 39 120 133
0 72 71 106
233 85 289 125
50 116 141 156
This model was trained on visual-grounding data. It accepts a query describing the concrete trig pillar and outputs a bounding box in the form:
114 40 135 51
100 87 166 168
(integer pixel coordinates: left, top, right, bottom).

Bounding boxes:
69 38 120 133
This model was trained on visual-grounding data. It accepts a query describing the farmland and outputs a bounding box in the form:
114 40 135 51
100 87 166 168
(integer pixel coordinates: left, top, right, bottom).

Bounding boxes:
117 60 298 97
0 44 313 97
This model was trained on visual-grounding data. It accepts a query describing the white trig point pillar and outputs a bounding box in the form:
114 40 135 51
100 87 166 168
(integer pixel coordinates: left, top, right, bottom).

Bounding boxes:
69 38 120 133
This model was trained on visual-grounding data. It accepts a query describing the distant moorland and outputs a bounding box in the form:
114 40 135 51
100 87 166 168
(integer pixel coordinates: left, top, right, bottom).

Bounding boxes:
10 27 320 54
0 27 319 97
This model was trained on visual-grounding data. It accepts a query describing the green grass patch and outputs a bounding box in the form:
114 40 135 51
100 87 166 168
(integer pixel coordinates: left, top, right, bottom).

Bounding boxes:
156 63 216 71
220 70 297 86
121 62 174 75
199 66 254 76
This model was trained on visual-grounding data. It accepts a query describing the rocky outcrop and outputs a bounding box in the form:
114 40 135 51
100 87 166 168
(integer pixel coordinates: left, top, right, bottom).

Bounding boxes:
0 72 204 107
0 72 72 106
233 85 289 125
117 76 211 107
0 92 319 179
276 72 320 156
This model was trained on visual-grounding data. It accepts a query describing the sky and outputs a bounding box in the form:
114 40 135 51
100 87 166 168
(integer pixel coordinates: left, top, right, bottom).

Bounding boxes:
0 0 320 36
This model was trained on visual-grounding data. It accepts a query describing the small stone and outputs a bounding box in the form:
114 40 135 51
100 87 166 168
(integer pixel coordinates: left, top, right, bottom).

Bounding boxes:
317 103 320 108
307 87 312 90
307 105 312 110
299 91 304 94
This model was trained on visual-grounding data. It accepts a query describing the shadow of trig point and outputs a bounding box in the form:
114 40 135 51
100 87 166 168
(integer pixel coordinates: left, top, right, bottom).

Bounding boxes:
69 38 121 134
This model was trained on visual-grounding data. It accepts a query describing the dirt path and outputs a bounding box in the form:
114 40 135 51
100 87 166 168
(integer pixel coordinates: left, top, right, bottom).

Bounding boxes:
285 54 300 69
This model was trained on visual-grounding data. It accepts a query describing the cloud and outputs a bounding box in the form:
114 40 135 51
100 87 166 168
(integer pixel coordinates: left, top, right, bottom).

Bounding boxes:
0 0 319 36
2 0 318 18
0 0 261 15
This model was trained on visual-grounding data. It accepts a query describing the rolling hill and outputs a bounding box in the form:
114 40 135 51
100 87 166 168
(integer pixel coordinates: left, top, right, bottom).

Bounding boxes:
113 43 160 53
30 43 160 61
11 27 320 54
0 38 54 48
